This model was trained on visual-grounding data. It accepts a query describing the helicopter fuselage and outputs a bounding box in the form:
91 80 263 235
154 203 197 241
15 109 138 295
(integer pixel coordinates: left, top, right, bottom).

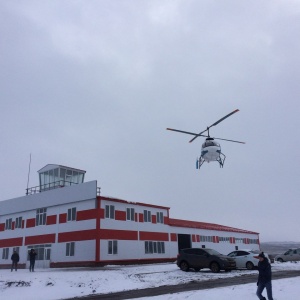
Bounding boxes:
201 139 221 162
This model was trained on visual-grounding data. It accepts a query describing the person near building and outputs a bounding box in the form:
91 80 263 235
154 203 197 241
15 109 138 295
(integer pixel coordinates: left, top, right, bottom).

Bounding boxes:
11 250 19 271
28 249 37 272
255 252 274 300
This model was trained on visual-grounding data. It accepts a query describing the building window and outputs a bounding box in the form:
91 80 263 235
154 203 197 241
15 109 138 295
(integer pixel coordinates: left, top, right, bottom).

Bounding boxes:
144 210 151 222
156 212 164 224
27 245 51 260
5 218 12 230
235 238 243 244
108 240 118 255
13 247 20 253
36 208 47 226
126 208 135 221
249 239 259 244
145 241 165 254
66 242 75 256
105 205 115 219
15 217 22 229
2 248 9 260
67 207 76 221
219 237 230 243
200 236 213 242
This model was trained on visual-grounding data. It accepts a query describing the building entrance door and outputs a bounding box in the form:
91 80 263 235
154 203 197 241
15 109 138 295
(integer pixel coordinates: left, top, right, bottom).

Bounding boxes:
177 234 191 252
27 244 51 269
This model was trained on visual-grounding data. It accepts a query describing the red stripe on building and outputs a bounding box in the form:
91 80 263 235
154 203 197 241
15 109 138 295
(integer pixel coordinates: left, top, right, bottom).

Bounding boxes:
59 213 67 223
58 230 97 243
163 216 169 225
0 224 4 232
22 220 25 229
100 229 138 240
77 209 97 221
115 210 126 221
0 237 23 247
25 233 56 245
152 215 156 224
139 213 144 223
12 222 15 230
26 218 35 228
170 233 177 242
47 215 57 225
139 232 169 241
196 235 200 242
99 208 105 219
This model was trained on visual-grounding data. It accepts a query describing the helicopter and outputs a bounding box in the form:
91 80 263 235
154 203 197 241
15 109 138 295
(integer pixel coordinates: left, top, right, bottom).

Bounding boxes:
166 109 245 169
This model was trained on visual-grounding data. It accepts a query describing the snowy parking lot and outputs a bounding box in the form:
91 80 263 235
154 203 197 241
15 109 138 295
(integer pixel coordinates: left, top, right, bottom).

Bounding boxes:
0 261 300 299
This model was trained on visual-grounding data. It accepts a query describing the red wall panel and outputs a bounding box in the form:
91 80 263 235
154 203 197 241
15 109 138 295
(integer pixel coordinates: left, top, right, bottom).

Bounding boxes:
100 229 138 240
47 215 57 225
59 213 67 224
115 210 126 221
170 233 177 242
0 237 23 247
58 229 97 243
77 209 97 221
139 231 169 241
26 218 35 228
25 233 55 245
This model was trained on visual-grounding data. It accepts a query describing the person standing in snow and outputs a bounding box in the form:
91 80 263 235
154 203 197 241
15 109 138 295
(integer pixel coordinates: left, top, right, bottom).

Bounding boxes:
28 249 37 272
11 250 19 271
255 252 273 300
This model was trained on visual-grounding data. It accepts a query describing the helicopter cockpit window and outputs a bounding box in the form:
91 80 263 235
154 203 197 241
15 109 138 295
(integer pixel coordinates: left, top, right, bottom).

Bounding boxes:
203 141 216 148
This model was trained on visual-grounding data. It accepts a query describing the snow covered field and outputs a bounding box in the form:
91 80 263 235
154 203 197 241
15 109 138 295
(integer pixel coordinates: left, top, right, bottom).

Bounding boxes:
0 262 299 300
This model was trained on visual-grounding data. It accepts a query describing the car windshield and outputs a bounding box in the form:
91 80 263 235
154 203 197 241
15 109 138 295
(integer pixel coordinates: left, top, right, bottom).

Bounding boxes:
205 249 222 256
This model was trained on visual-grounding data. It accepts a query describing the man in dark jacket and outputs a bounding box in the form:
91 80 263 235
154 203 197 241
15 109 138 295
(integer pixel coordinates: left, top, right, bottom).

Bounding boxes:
255 252 273 300
11 250 20 271
28 249 37 272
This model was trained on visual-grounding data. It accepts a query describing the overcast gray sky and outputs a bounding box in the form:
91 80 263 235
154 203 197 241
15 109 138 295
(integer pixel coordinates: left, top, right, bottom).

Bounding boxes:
1 0 300 242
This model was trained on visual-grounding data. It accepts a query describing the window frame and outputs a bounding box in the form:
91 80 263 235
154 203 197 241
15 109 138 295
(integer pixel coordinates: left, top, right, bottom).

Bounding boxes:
108 240 118 255
2 248 9 259
67 207 77 222
66 242 75 256
105 205 115 219
36 208 47 226
5 218 12 230
126 207 135 221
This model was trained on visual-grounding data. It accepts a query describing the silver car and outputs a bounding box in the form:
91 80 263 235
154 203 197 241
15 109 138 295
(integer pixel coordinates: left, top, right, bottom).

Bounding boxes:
227 249 270 270
275 248 300 262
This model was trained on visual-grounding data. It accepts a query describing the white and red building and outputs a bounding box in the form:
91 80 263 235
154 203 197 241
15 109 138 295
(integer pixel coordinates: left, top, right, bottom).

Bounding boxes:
0 164 260 269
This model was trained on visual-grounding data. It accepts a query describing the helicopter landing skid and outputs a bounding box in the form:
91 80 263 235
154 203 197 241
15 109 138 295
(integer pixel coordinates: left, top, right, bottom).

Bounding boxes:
196 153 226 169
216 152 226 168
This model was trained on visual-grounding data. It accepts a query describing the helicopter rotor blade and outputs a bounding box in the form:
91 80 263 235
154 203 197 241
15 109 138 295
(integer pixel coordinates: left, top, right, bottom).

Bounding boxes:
189 109 240 143
166 128 200 136
212 136 245 144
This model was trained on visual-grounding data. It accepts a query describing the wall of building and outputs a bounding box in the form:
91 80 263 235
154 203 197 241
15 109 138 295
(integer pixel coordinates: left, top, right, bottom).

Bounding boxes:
0 180 260 268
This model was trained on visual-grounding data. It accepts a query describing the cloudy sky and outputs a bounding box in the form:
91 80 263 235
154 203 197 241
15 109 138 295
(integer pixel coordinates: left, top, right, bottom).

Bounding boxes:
1 0 299 242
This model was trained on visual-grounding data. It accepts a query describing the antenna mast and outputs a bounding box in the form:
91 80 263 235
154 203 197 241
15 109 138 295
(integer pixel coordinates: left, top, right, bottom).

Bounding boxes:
26 153 32 195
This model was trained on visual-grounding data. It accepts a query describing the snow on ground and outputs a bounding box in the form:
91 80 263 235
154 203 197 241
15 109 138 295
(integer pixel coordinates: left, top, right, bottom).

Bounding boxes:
0 262 299 300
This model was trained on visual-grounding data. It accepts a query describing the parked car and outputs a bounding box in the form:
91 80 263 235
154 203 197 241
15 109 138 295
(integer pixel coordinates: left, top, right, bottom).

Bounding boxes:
275 248 300 262
176 248 236 273
227 250 271 270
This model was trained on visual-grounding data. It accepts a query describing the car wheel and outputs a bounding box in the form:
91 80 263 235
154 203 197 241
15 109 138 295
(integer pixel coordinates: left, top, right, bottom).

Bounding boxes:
277 258 284 263
246 261 254 270
194 267 201 272
180 261 190 272
210 262 220 273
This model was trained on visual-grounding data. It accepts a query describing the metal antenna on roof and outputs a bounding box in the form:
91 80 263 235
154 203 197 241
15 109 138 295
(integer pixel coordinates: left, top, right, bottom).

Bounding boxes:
26 153 32 195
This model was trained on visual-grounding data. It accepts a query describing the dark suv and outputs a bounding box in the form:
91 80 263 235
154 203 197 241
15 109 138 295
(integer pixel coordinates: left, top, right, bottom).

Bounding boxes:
177 248 236 273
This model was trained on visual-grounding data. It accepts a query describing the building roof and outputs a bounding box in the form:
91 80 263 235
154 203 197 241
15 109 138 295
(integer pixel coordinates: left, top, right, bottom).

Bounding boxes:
168 218 258 234
100 195 170 211
37 164 86 173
